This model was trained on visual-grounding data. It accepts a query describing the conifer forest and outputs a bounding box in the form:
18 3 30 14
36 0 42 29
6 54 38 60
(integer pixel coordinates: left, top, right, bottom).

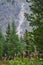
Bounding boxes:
0 0 43 65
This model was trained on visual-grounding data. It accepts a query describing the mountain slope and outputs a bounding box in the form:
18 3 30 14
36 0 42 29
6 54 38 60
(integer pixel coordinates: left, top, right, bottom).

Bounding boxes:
0 0 31 36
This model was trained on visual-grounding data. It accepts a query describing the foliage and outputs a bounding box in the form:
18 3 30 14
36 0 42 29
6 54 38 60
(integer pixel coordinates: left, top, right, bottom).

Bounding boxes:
25 0 43 53
0 29 5 60
3 60 43 65
5 21 20 57
24 29 35 55
0 0 43 59
2 19 26 59
4 23 11 56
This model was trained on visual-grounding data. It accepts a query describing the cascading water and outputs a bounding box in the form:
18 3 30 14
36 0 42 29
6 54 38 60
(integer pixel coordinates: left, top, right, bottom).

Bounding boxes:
17 3 25 36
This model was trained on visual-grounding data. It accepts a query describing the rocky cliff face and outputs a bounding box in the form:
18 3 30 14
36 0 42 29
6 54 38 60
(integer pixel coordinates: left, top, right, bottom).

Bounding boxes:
0 0 31 36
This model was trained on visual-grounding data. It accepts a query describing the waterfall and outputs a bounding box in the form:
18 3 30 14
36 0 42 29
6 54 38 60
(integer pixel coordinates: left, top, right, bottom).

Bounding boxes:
17 3 25 36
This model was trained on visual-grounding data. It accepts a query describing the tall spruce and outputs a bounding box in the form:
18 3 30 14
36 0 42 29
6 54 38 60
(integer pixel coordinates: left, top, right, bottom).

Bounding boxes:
6 23 11 42
0 29 5 60
4 23 11 57
24 30 35 54
5 20 20 58
26 0 43 53
24 30 29 53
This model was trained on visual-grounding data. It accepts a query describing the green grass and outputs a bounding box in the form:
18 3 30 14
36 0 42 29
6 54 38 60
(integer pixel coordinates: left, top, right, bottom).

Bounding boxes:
0 58 43 65
3 60 43 65
3 61 42 65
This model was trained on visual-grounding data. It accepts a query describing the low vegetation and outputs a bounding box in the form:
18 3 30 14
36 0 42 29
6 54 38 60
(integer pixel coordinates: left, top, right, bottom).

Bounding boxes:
0 58 43 65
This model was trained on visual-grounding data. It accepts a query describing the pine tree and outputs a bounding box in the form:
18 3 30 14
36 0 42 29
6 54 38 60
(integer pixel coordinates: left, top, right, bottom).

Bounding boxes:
0 29 5 60
23 30 34 55
26 0 43 53
4 23 11 57
24 30 29 53
6 23 11 42
19 36 26 53
5 20 20 58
